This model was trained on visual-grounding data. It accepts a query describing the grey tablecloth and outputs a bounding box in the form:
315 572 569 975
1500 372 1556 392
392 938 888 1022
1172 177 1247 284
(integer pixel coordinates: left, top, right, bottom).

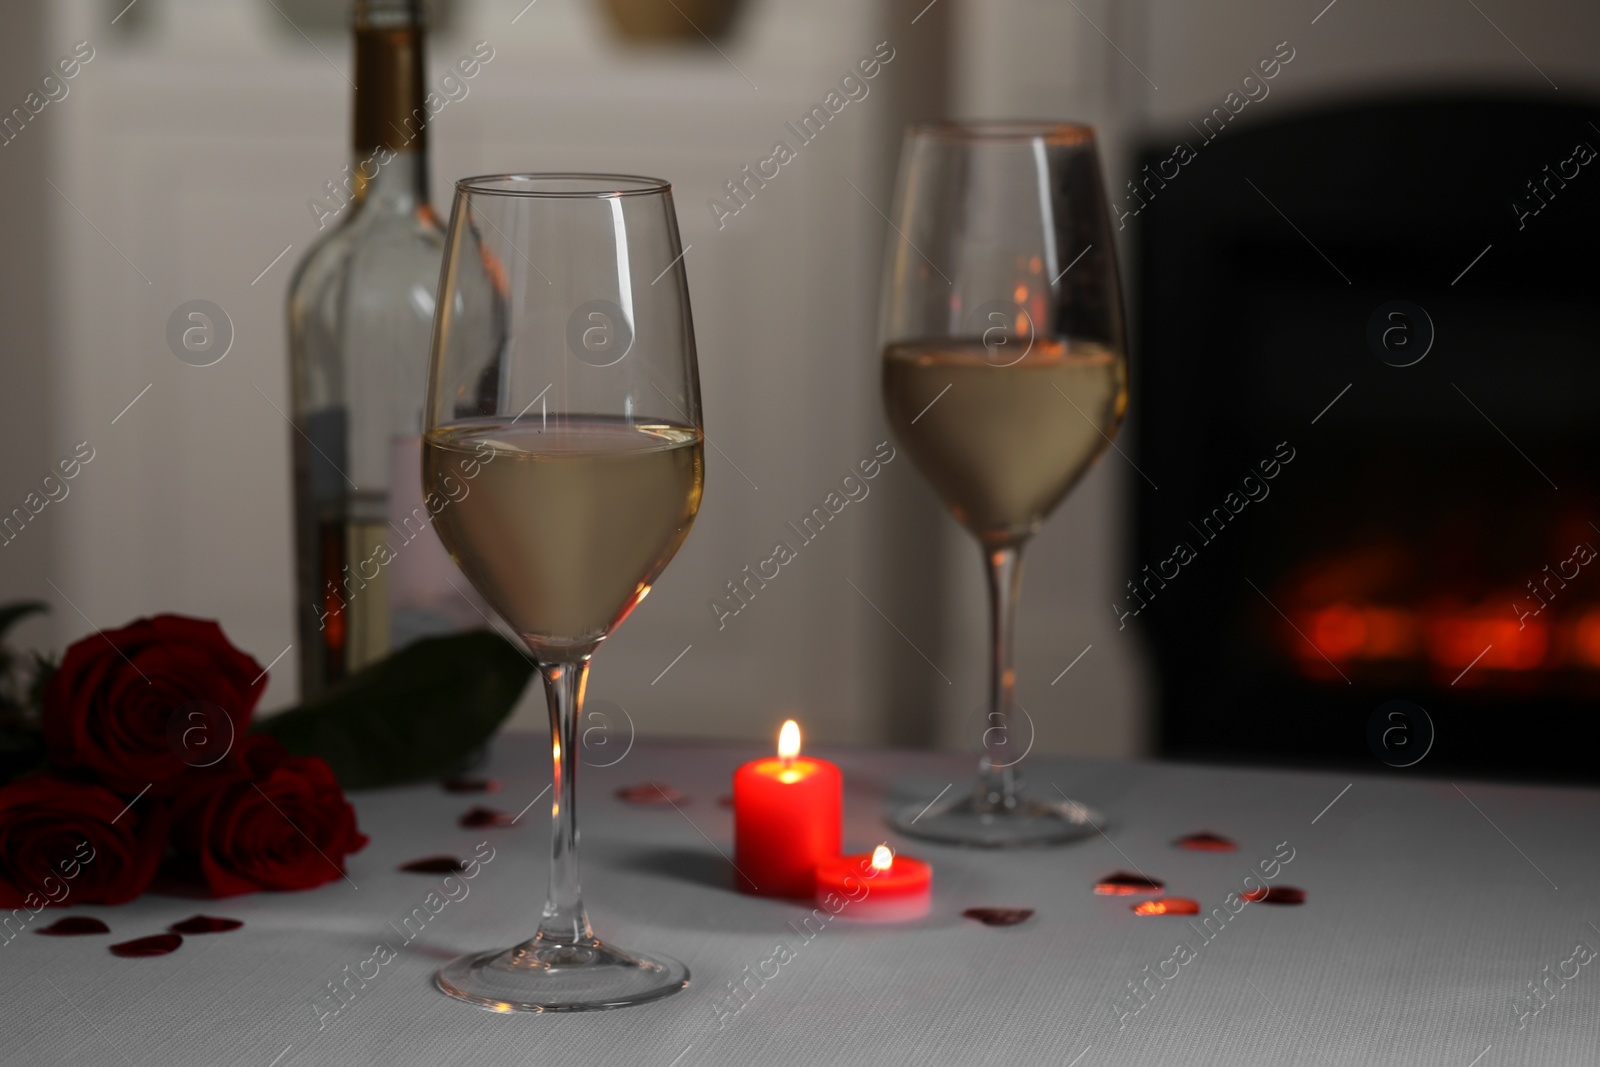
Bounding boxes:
6 736 1598 1066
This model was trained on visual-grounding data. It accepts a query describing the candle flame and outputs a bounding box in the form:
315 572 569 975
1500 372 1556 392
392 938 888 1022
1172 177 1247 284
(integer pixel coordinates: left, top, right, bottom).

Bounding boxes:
871 844 894 871
778 720 801 761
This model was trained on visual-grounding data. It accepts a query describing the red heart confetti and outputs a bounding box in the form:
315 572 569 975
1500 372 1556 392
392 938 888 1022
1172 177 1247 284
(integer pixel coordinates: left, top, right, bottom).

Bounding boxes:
110 933 182 958
962 908 1034 926
169 915 243 935
442 778 500 794
616 782 687 805
400 856 469 874
459 806 517 828
1173 832 1237 852
1132 897 1201 916
37 917 110 936
1093 872 1164 895
1243 885 1306 905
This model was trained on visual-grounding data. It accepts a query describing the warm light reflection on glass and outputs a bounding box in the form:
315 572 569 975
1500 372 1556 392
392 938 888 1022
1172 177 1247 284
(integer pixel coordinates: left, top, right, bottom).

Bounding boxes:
872 844 894 871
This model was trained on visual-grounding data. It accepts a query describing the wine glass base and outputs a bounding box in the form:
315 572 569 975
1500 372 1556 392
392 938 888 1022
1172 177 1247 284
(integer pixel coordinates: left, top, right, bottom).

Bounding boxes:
890 790 1104 847
434 935 689 1013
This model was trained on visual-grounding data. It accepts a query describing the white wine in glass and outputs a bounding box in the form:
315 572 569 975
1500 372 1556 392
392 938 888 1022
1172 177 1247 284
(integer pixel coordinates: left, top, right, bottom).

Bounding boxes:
880 123 1130 847
424 420 702 651
424 174 702 1011
883 339 1126 545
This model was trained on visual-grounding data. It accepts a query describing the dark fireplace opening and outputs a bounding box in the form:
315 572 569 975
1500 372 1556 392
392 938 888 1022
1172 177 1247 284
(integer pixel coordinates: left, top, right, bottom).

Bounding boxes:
1132 94 1600 784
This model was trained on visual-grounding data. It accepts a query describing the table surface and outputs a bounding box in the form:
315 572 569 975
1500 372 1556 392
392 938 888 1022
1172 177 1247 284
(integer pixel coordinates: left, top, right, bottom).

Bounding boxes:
7 735 1599 1067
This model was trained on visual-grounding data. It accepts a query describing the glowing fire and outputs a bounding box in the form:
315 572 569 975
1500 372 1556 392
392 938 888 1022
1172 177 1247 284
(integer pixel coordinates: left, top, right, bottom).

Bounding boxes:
1574 610 1600 666
1286 601 1558 680
1270 539 1600 686
778 720 801 761
871 845 894 872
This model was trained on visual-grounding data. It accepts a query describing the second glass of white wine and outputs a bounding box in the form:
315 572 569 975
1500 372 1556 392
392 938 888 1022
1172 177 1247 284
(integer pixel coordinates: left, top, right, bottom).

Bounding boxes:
879 122 1130 847
424 174 703 1010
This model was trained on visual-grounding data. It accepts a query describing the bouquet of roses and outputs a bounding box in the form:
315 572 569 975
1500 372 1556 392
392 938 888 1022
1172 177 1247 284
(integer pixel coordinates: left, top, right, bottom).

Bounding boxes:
0 613 368 911
0 602 535 915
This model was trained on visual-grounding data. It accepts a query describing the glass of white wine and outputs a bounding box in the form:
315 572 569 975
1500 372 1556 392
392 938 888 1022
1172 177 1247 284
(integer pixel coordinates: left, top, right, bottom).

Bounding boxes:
424 174 703 1010
880 122 1129 847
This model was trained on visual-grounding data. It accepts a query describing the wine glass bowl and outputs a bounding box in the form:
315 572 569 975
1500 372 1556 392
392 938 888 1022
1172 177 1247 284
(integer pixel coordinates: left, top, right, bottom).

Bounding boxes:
424 173 701 1010
879 122 1129 847
882 336 1126 548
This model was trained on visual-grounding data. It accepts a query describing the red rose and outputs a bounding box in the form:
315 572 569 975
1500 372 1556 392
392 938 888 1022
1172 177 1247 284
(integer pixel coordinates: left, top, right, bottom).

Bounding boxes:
171 736 368 897
42 614 265 796
0 772 167 910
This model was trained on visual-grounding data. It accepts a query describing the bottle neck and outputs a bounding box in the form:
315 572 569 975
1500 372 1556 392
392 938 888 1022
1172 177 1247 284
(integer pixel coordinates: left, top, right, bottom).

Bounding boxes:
352 150 428 212
350 2 429 211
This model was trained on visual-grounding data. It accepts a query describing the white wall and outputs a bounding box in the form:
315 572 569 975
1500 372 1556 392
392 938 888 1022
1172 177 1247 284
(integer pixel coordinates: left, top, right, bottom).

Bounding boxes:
7 0 993 754
12 0 1583 761
0 5 56 662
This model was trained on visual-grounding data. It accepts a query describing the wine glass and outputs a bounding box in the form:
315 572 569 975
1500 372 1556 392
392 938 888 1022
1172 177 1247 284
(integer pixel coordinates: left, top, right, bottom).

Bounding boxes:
424 174 703 1010
879 122 1128 847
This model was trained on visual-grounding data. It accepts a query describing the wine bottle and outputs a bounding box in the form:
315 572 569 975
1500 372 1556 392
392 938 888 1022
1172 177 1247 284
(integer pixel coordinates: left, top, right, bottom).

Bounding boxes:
286 0 456 698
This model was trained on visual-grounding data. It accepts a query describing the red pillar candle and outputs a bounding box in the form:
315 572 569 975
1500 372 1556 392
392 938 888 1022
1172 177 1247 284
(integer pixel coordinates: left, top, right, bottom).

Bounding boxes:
814 844 932 922
734 721 842 898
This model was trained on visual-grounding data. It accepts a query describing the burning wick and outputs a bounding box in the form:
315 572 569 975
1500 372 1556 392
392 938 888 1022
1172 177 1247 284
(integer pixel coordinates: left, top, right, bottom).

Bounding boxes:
814 842 930 921
778 719 801 776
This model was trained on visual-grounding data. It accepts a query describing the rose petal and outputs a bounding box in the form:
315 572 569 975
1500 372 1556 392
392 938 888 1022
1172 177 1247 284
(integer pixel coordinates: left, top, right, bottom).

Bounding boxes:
962 908 1034 926
1173 832 1237 852
110 933 182 957
616 782 685 805
442 778 500 794
37 917 110 936
458 806 517 828
1243 885 1306 905
1093 871 1164 895
169 915 243 934
399 856 469 874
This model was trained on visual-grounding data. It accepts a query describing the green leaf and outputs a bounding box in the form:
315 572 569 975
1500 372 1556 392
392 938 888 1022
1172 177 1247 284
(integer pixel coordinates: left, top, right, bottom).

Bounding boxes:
254 631 536 790
0 601 46 643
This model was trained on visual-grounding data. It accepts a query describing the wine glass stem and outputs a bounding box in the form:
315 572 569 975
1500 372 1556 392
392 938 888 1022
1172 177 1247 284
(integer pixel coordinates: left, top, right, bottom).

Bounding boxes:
978 544 1024 812
537 659 595 944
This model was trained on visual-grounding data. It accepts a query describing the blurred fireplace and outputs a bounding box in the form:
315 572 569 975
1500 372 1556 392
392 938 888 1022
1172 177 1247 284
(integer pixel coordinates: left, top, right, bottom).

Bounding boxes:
1132 94 1600 782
